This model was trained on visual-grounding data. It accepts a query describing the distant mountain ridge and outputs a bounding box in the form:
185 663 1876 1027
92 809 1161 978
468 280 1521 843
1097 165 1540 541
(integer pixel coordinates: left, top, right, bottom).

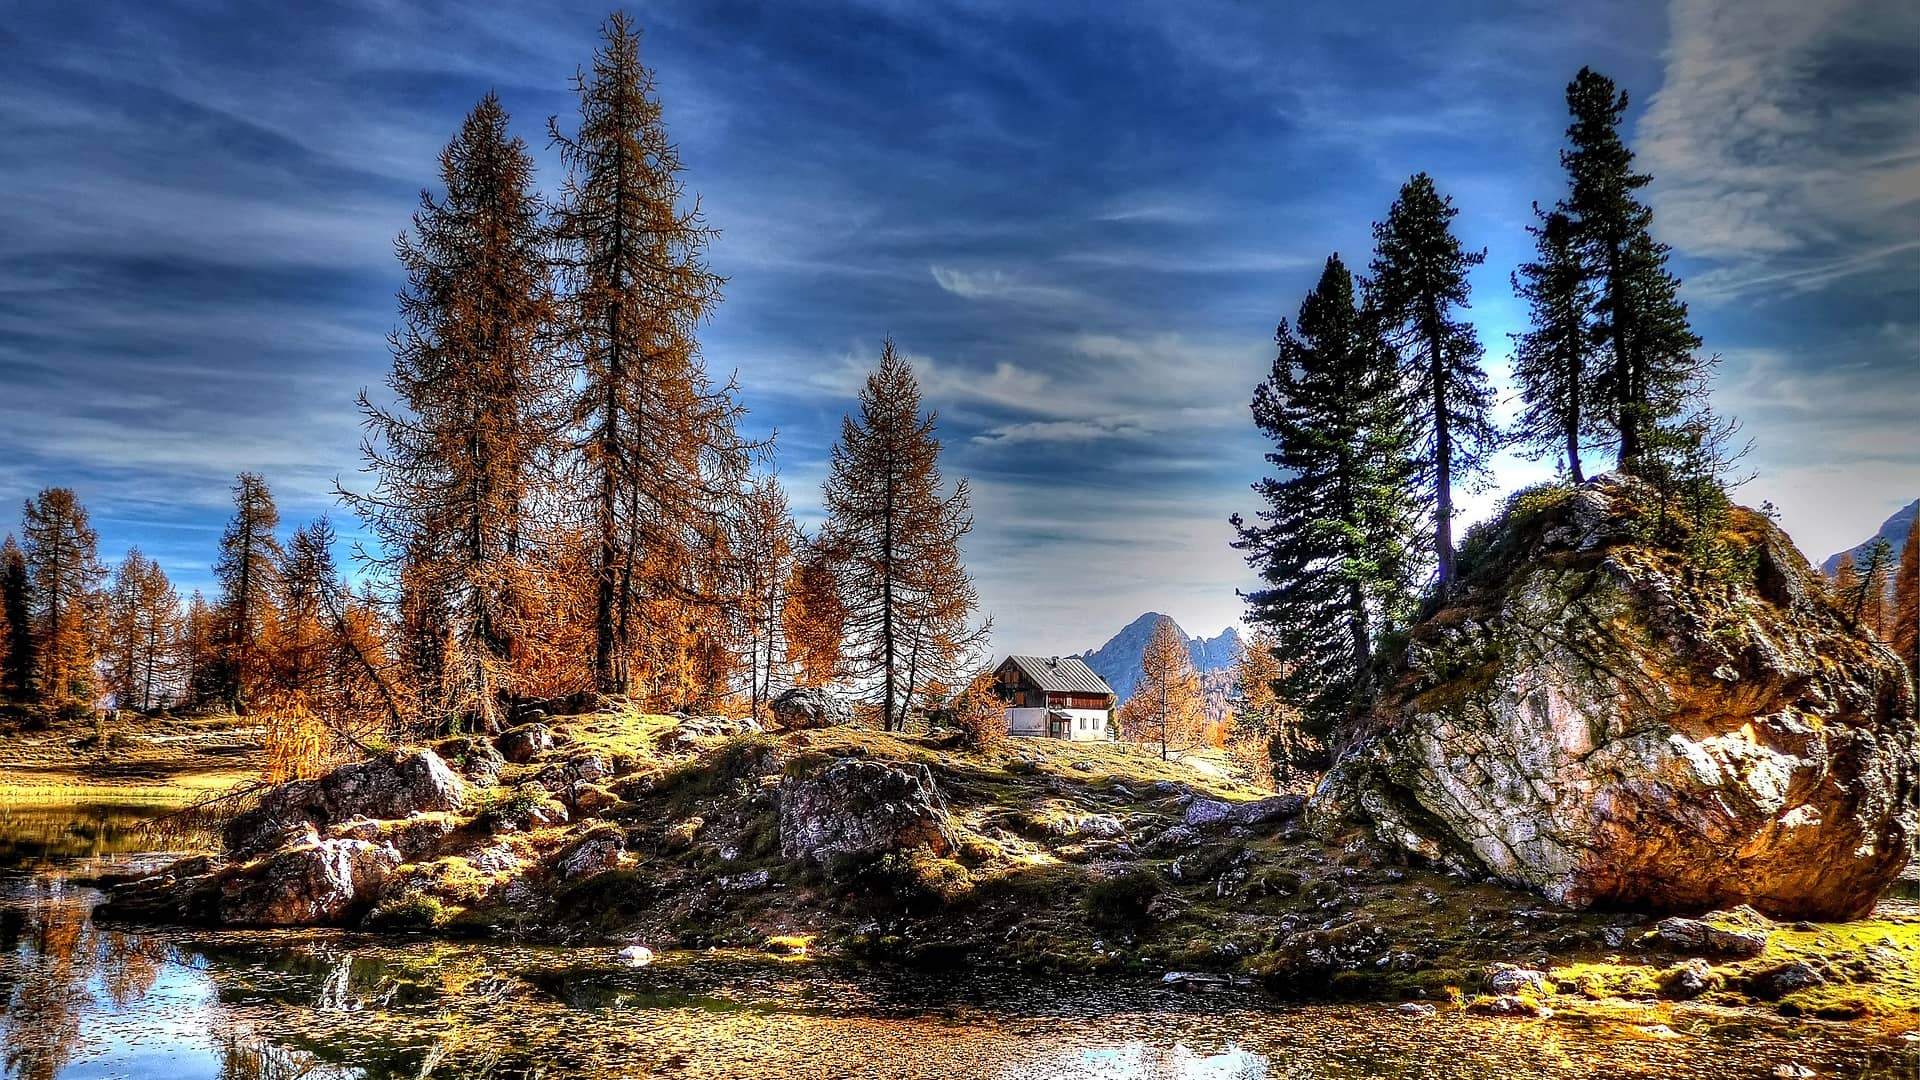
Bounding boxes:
1823 499 1919 577
1078 612 1242 703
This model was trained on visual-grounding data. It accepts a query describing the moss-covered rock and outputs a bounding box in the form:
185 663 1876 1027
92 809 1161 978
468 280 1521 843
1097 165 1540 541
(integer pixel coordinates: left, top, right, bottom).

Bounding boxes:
1326 476 1918 920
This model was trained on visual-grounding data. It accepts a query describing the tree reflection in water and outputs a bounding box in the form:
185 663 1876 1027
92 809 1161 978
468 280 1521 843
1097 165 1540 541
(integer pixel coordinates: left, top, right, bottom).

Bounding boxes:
2 880 165 1080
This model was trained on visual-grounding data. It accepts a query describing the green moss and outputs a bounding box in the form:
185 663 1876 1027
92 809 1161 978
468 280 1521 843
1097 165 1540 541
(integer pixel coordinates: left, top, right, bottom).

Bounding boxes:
1083 869 1161 931
367 891 448 930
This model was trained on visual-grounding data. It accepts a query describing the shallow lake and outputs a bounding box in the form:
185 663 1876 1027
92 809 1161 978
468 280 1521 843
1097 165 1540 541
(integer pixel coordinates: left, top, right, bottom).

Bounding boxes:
4 802 1918 1079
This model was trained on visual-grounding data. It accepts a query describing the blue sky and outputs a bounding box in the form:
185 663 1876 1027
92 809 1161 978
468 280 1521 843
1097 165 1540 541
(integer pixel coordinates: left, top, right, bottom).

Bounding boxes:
2 0 1917 656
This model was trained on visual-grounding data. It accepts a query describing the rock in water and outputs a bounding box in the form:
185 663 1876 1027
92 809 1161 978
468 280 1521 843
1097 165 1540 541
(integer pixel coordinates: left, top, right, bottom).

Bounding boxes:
1324 477 1917 920
768 686 851 730
778 758 958 862
226 750 469 856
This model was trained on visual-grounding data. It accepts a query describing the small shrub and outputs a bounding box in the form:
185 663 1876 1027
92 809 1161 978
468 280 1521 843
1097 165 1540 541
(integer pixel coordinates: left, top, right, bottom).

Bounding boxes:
828 846 974 910
367 891 446 930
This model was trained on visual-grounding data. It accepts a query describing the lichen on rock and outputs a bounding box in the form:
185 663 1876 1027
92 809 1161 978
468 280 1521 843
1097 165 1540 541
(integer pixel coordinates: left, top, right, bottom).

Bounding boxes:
1324 476 1918 920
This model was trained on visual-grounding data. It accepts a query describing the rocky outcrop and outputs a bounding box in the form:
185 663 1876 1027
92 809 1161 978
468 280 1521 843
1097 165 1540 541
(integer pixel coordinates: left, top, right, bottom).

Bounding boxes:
1327 477 1919 920
768 687 850 730
778 758 957 863
226 750 468 856
216 839 402 925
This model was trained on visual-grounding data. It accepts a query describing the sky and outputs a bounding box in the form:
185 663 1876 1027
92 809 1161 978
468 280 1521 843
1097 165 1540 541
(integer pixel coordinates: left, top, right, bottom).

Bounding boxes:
3 0 1918 658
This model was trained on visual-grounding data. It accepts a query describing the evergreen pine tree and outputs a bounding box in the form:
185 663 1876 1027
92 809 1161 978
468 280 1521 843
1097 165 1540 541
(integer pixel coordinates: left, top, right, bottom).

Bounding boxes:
1855 537 1896 633
1367 172 1495 596
0 535 33 702
1511 209 1598 481
345 93 563 732
1556 67 1703 472
213 473 281 714
1232 256 1419 740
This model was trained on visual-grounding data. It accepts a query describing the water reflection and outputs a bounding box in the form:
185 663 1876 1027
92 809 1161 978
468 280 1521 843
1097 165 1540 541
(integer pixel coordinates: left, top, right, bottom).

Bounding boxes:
5 812 1920 1079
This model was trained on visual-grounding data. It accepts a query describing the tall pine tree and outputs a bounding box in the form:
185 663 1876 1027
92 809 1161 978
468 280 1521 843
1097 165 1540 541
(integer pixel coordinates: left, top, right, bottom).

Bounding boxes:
20 488 105 713
1232 256 1418 739
213 473 281 714
0 535 33 703
820 341 986 731
1367 173 1494 596
102 548 182 713
1557 67 1703 472
1892 518 1920 681
346 93 563 732
1511 209 1598 482
549 13 749 697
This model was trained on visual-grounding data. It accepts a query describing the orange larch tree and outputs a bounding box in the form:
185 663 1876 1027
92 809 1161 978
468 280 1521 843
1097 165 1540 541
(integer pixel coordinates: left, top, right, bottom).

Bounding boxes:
548 14 753 699
345 93 564 734
1120 617 1206 761
819 341 987 730
20 488 105 714
102 548 182 713
1892 518 1919 680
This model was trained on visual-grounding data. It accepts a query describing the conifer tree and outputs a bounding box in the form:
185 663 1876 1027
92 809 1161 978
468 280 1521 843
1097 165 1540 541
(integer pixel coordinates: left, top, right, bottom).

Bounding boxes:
1893 519 1920 680
181 590 220 709
1120 618 1205 760
1834 552 1861 618
1511 209 1598 482
213 473 281 714
1557 68 1703 471
1368 173 1494 596
727 478 798 718
102 548 182 713
0 535 31 702
549 13 748 696
1854 537 1896 633
820 341 986 730
784 539 847 689
20 488 105 713
346 93 562 732
1232 256 1419 740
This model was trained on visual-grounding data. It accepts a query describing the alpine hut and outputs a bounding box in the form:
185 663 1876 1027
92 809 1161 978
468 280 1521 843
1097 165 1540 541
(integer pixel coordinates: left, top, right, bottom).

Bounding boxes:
992 655 1116 741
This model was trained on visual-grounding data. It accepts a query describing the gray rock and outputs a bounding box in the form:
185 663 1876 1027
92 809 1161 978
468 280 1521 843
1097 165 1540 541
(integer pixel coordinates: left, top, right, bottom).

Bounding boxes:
1160 971 1232 992
217 839 402 926
664 714 763 752
1187 795 1307 829
719 868 772 892
557 834 625 880
769 687 851 731
226 750 467 856
1654 916 1769 958
1328 476 1919 921
1396 1002 1438 1017
778 758 957 863
1658 958 1715 999
1749 960 1825 1000
496 723 553 764
1466 994 1552 1019
434 737 505 787
1485 963 1550 995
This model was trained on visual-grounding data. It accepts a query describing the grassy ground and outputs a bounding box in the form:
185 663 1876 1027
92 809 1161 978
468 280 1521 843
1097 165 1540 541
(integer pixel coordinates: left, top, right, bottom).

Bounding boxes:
0 710 264 806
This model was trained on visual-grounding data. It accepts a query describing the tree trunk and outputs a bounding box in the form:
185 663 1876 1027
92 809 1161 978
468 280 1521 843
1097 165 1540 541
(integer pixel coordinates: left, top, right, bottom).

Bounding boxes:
1425 302 1455 597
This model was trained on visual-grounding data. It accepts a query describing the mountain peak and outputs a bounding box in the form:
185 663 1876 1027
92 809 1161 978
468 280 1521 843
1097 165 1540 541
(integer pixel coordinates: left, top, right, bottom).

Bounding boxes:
1078 612 1242 703
1822 498 1919 576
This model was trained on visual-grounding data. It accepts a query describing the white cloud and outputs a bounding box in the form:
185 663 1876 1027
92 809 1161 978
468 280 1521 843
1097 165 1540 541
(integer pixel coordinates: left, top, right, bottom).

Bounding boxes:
1642 0 1920 289
928 264 1087 307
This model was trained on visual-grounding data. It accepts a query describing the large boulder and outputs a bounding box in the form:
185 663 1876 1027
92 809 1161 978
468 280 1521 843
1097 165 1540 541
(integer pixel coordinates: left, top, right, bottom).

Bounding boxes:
778 758 957 863
226 750 468 856
769 687 850 731
1325 478 1918 920
216 839 402 926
